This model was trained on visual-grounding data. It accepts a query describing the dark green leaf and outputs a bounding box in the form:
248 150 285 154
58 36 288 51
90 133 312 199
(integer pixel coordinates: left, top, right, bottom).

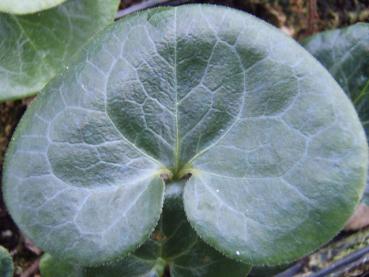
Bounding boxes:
40 253 81 277
3 5 368 267
0 0 119 101
0 246 13 277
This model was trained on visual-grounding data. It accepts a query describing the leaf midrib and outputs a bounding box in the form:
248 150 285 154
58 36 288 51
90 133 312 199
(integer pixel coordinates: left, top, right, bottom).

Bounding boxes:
173 7 180 173
105 8 243 174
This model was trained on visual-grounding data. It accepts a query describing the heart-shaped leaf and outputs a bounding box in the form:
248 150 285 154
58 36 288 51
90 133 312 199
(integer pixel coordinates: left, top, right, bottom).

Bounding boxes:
0 0 67 15
3 5 368 267
40 182 251 276
303 23 369 204
0 0 119 102
0 246 13 277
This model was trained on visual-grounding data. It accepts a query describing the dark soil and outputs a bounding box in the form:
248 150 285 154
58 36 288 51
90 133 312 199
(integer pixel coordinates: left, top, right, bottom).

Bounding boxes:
1 1 368 276
0 99 38 276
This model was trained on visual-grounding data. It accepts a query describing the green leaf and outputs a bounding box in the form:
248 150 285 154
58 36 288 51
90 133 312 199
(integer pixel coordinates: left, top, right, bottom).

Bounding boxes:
3 4 368 267
303 23 369 205
0 0 119 102
303 23 369 137
40 253 81 277
0 246 13 277
40 183 251 276
0 0 67 15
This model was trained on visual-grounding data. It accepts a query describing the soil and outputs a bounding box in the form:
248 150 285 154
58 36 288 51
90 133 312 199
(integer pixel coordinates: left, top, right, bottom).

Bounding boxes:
1 0 368 276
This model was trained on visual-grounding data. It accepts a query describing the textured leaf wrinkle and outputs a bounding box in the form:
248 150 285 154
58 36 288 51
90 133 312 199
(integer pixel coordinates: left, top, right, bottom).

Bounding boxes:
2 5 368 270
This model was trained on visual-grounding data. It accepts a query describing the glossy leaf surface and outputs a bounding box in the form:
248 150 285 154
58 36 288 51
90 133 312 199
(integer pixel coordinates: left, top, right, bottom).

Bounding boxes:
0 0 67 14
0 0 119 101
0 246 13 277
40 183 251 276
3 5 368 267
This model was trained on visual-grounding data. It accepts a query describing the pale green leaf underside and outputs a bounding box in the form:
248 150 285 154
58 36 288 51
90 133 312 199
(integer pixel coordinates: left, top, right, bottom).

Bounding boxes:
303 23 369 205
0 0 119 101
0 0 66 14
3 4 368 267
40 183 251 277
0 246 13 277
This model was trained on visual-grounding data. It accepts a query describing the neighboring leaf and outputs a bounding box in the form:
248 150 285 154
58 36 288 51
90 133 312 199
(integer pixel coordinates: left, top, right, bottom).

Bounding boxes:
3 4 368 268
358 80 369 137
0 0 119 101
303 23 369 204
40 253 81 277
362 180 369 206
0 246 13 277
41 253 162 277
0 0 67 15
40 182 251 277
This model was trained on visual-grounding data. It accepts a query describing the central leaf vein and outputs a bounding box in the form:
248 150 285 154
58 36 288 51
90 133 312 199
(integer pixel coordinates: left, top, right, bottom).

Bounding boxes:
174 7 180 174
